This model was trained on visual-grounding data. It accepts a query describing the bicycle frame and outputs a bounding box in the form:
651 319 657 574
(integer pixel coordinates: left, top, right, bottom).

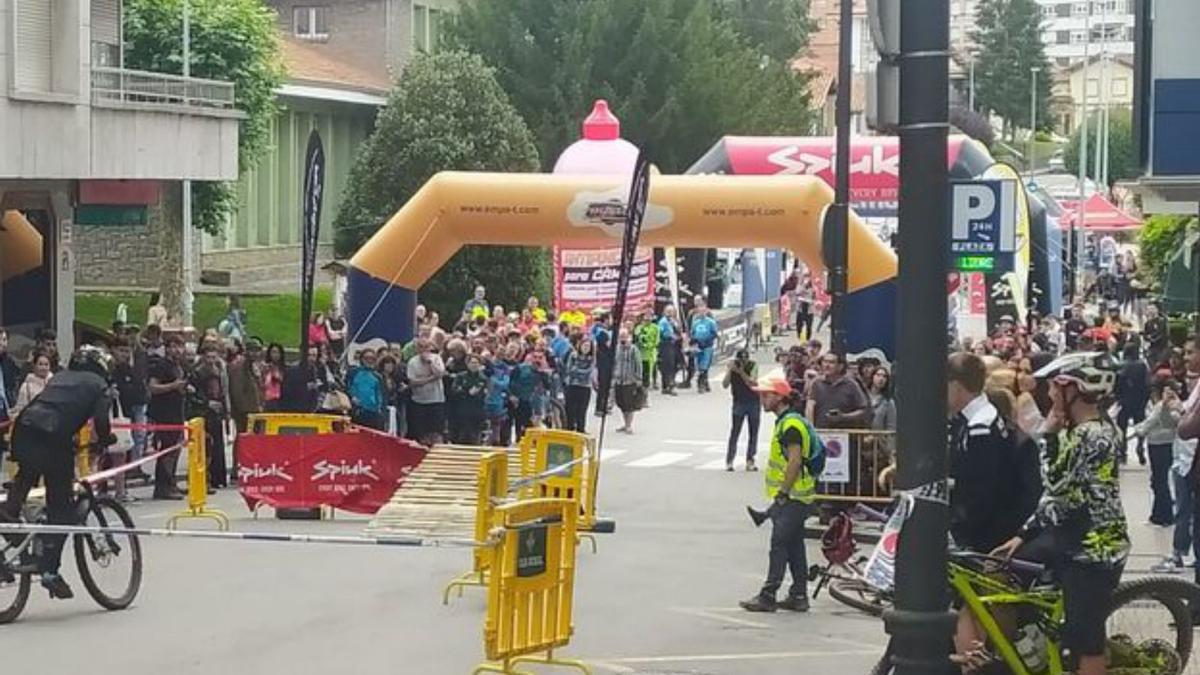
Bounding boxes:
949 562 1066 675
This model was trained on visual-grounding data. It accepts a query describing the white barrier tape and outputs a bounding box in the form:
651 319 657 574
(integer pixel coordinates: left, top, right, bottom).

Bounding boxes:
506 454 590 492
82 442 185 485
0 522 481 549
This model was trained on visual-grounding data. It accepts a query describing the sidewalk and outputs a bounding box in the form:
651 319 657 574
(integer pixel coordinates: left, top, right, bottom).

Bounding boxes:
1119 460 1179 574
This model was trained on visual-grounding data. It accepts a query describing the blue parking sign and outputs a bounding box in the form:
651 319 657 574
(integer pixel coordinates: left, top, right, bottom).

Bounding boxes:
948 180 1018 271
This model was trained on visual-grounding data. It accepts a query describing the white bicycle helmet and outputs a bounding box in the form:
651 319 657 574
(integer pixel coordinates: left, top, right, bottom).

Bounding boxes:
1032 351 1116 396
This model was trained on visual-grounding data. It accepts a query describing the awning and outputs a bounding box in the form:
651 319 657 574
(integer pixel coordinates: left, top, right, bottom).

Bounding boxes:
1058 193 1142 231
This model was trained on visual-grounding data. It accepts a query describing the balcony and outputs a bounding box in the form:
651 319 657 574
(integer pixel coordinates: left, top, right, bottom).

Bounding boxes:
91 66 236 111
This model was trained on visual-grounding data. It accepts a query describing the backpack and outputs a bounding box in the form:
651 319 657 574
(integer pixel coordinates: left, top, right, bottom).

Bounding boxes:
783 412 826 479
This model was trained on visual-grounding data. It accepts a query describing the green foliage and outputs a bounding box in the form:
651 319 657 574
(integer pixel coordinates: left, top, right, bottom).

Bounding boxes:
970 0 1052 136
76 289 332 349
1063 108 1139 188
1138 214 1195 286
714 0 814 64
123 0 285 234
332 51 548 318
419 247 553 328
448 0 816 173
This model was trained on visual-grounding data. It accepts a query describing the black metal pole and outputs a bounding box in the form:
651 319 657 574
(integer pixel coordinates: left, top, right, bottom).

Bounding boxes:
1068 220 1078 303
827 0 853 356
883 0 956 673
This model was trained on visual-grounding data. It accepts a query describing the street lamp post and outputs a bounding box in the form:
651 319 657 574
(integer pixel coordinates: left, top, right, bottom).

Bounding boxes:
968 55 976 111
1029 66 1041 172
882 0 955 671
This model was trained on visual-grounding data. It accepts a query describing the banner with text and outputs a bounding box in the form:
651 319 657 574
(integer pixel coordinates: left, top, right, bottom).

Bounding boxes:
553 246 655 312
237 431 426 515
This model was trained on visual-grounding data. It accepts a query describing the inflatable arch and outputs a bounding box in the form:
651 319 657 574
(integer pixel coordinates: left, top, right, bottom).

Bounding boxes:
348 171 897 352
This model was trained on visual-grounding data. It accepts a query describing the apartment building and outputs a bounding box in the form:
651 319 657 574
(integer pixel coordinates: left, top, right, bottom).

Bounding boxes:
1036 0 1135 68
0 0 239 352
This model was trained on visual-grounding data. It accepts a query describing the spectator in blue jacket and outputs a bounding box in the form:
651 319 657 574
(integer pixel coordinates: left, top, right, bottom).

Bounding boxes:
485 349 515 446
658 305 682 395
690 306 720 393
346 348 386 430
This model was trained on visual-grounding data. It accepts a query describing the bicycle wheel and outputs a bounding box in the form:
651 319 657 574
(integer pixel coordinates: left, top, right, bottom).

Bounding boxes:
0 562 31 625
1105 576 1197 674
828 577 891 617
73 497 141 610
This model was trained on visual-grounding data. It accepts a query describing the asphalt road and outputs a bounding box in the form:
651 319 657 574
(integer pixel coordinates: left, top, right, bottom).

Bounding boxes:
2 351 1180 674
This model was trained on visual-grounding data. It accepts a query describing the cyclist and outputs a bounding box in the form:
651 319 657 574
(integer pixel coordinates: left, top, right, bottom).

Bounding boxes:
1 346 116 599
992 351 1130 675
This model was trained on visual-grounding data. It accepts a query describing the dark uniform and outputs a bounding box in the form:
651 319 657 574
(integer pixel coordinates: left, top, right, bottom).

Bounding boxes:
4 371 112 575
949 395 1039 553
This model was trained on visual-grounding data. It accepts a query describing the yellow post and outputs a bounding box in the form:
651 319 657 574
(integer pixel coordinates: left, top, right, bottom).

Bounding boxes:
166 417 229 530
474 498 588 675
76 424 93 477
520 428 605 552
443 451 508 604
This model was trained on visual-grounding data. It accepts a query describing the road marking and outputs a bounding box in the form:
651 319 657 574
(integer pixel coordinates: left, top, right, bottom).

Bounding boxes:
625 451 692 468
598 449 628 462
670 606 771 629
594 648 879 666
663 439 715 446
696 458 731 470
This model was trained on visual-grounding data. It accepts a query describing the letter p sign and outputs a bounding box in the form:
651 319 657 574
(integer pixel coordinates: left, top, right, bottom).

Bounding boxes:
951 185 995 241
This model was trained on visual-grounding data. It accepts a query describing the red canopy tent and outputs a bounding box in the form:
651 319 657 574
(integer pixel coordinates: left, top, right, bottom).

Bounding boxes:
1057 193 1142 231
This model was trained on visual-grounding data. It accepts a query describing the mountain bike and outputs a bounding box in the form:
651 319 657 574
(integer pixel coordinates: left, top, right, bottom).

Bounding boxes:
0 478 142 623
809 506 894 617
870 550 1199 675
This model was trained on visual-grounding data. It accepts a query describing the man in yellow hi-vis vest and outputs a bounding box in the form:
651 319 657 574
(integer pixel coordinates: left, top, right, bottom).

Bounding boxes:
740 371 817 613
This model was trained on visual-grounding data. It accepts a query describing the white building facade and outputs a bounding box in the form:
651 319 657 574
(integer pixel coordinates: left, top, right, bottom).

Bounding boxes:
1036 0 1135 68
0 0 239 353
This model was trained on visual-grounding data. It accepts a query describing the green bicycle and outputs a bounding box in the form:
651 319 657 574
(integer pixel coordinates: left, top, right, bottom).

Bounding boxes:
871 551 1199 675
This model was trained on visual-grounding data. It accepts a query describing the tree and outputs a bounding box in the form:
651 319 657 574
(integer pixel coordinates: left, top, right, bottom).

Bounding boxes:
1138 214 1195 287
970 0 1051 139
715 0 814 64
123 0 284 321
448 0 816 173
333 51 548 323
950 106 997 148
1063 108 1138 188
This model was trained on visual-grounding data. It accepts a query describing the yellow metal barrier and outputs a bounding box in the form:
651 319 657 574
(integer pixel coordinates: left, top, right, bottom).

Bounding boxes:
475 498 587 675
443 451 508 604
247 413 348 436
166 418 229 530
519 428 611 551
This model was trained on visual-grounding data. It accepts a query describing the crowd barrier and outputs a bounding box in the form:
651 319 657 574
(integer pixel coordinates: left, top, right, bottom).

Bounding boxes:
166 418 230 530
475 497 587 675
239 413 426 519
813 428 895 507
443 451 509 603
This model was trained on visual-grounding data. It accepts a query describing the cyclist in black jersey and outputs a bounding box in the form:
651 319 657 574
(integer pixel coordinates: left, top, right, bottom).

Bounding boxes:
1 346 116 599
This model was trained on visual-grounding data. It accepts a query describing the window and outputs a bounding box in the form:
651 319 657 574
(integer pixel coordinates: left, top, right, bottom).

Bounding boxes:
1070 30 1086 44
1090 24 1123 41
413 4 428 52
1057 57 1071 67
1086 78 1100 96
293 6 329 40
1056 2 1072 17
1111 76 1128 97
1056 30 1071 44
1072 2 1088 16
1042 4 1057 17
428 8 442 52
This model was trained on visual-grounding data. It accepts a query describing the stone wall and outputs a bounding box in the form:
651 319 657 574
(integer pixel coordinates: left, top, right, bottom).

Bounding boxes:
74 223 162 287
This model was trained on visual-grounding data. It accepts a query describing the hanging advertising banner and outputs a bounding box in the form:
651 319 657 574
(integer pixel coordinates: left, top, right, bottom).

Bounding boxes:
553 246 654 311
299 129 325 356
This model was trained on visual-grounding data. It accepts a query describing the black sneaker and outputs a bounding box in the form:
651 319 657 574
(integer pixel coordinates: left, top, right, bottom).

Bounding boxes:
777 596 811 612
739 595 777 612
40 573 74 600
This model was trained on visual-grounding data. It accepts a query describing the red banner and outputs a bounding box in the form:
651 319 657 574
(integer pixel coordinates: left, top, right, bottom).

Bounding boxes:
236 431 427 515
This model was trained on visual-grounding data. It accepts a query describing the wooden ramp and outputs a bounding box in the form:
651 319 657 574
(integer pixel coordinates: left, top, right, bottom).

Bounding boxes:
367 444 514 539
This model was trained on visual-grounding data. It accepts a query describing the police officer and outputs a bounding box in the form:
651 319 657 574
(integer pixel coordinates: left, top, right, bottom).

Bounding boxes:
947 352 1036 554
740 371 818 613
1 346 115 599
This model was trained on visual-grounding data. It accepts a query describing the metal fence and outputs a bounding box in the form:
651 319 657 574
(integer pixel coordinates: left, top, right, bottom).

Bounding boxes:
815 429 896 505
91 66 235 110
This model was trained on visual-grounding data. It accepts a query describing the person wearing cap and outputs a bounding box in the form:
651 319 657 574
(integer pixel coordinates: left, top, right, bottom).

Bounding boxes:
1064 303 1089 351
740 371 818 613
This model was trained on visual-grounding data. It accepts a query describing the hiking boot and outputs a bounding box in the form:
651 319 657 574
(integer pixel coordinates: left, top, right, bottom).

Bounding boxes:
777 596 811 612
40 573 74 600
739 595 777 613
